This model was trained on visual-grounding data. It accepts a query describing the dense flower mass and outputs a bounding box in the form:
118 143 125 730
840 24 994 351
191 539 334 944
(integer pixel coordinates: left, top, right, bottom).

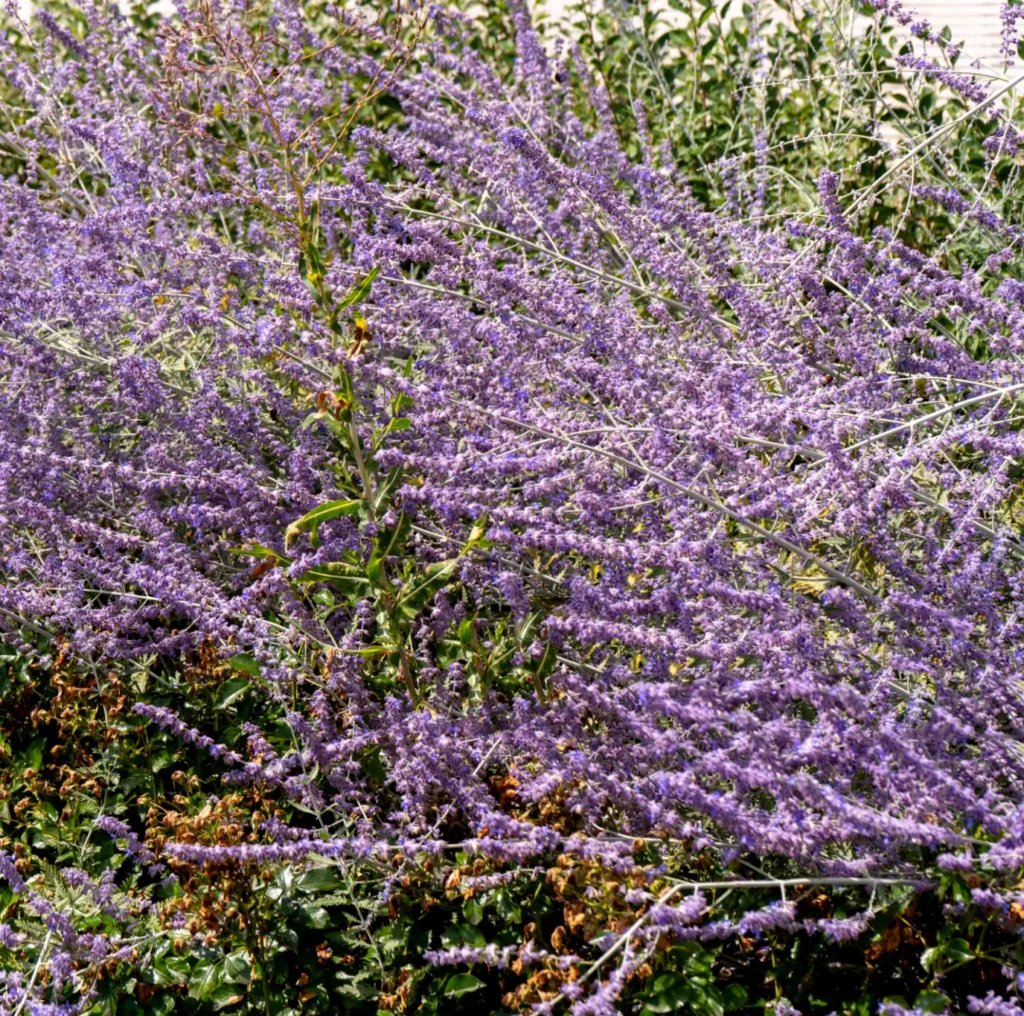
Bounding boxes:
4 0 1024 1011
325 0 1024 903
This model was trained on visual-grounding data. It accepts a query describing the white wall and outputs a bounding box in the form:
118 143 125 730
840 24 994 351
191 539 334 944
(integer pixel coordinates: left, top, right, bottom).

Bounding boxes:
911 0 1004 68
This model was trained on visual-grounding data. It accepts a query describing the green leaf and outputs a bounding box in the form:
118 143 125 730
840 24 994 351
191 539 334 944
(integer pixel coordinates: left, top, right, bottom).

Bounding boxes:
216 675 251 709
228 654 261 678
723 984 748 1011
695 985 725 1016
517 611 544 645
684 946 714 976
376 417 412 449
536 640 558 679
944 937 974 964
398 559 459 616
297 867 343 893
336 267 380 310
335 974 379 1003
302 410 349 442
494 889 521 924
377 512 411 565
373 466 406 513
443 974 484 998
24 738 44 771
149 996 176 1016
306 242 326 279
641 972 692 1013
360 746 386 788
915 991 952 1014
209 985 245 1011
376 923 410 962
298 904 332 929
188 961 223 1000
367 550 385 586
298 562 371 599
222 951 251 985
285 499 361 548
465 516 490 549
150 749 176 773
312 588 335 608
229 543 288 563
441 924 487 949
939 873 972 905
391 392 414 414
304 275 325 306
153 955 190 986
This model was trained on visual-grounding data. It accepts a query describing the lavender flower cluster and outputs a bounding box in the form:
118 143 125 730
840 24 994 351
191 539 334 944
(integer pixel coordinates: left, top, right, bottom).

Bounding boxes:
3 0 1024 1010
328 6 1024 880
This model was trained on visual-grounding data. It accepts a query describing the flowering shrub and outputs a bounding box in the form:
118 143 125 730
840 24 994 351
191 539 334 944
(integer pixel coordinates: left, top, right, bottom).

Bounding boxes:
4 0 1024 1013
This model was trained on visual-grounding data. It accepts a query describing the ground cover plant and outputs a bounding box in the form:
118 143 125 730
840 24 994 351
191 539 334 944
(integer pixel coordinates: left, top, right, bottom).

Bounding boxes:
3 0 1024 1013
